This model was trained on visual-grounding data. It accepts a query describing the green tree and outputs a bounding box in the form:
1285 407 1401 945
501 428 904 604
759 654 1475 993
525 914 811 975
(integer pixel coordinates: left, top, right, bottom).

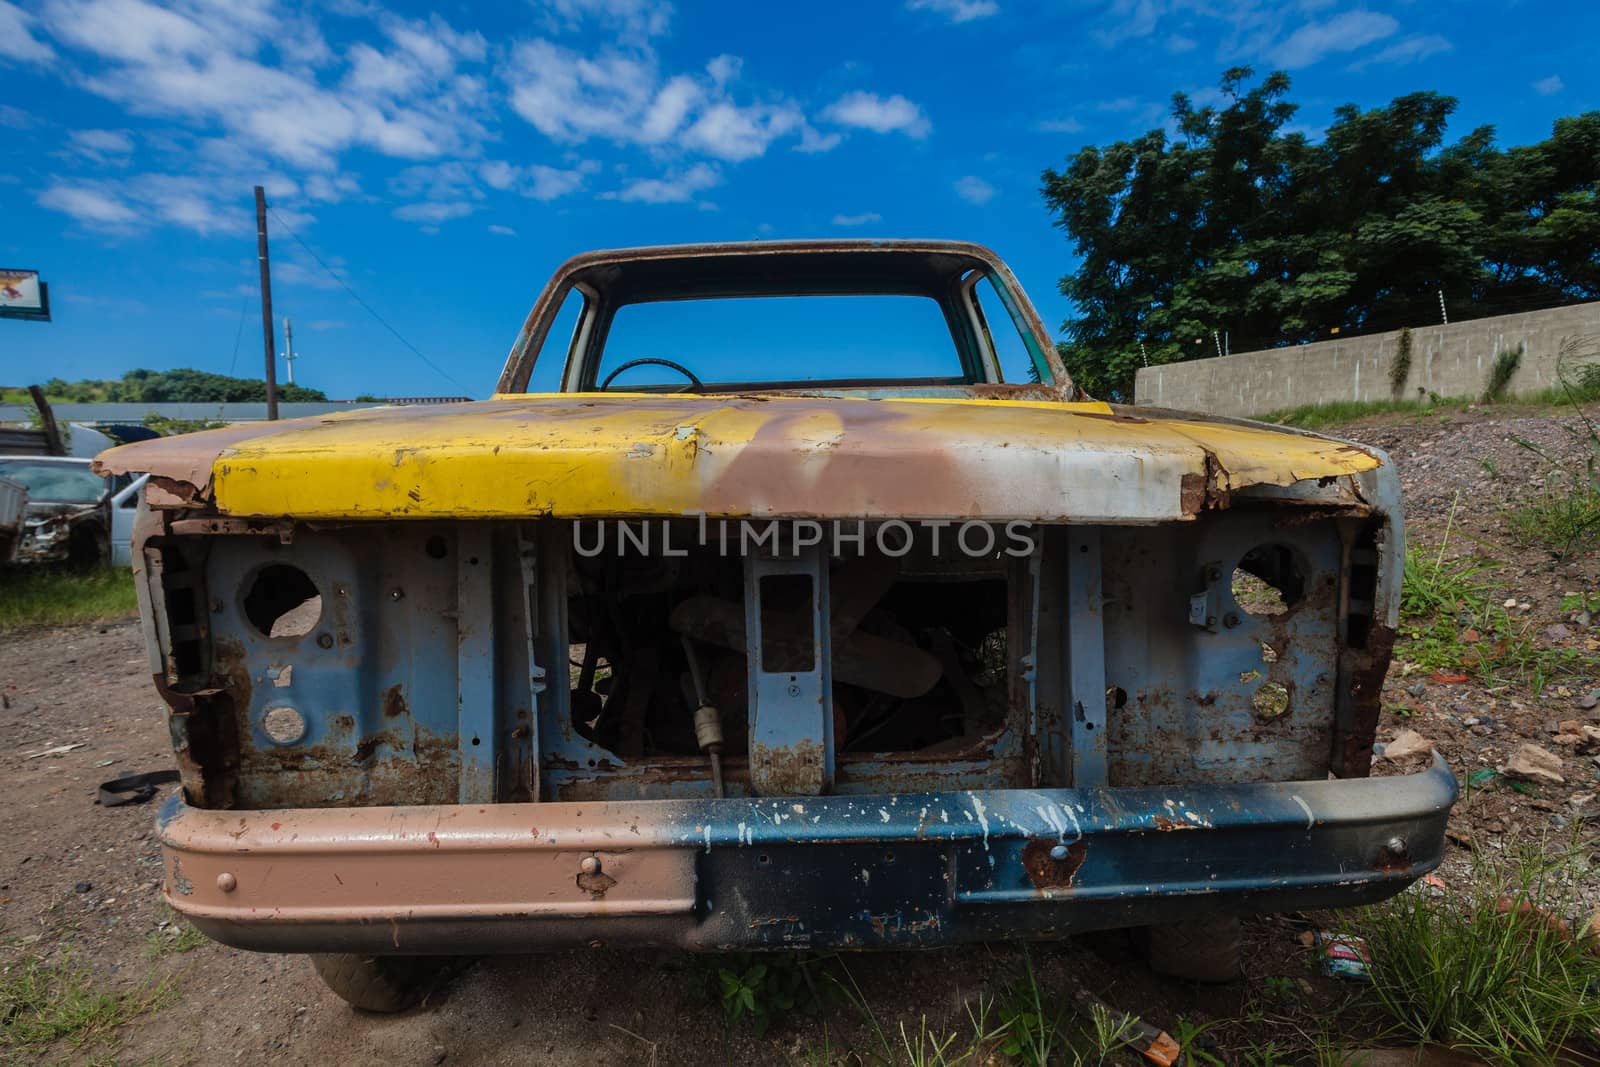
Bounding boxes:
1041 68 1600 399
25 369 327 403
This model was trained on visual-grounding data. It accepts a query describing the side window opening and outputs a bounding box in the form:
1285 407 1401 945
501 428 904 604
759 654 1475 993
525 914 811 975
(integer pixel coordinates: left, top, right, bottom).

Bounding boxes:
971 273 1045 385
526 289 587 393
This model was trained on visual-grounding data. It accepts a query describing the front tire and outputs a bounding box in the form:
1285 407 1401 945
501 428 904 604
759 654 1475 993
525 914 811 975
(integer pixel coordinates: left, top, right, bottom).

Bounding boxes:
310 954 454 1013
1138 916 1244 983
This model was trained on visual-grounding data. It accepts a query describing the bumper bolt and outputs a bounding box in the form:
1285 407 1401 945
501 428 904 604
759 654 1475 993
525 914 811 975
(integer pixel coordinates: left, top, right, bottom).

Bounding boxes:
217 872 237 893
1049 844 1070 862
1384 836 1408 857
579 856 601 876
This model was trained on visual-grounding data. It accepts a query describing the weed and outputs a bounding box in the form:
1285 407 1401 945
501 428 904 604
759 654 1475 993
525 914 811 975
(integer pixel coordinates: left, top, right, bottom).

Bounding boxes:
0 954 176 1058
143 923 209 959
715 954 827 1036
0 565 138 633
1483 343 1524 401
1261 975 1298 1000
1388 327 1412 396
1348 836 1600 1065
1171 1016 1225 1066
1559 591 1600 614
995 949 1067 1067
1241 1041 1293 1067
1504 470 1600 557
1265 397 1437 430
831 955 1139 1067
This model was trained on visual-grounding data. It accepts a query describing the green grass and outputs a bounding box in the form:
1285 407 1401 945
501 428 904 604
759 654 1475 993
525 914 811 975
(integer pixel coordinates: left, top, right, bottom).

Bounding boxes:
1262 397 1443 430
1259 382 1600 431
0 954 176 1058
1346 838 1600 1065
826 951 1147 1067
0 566 138 633
1397 544 1585 692
1504 473 1600 558
143 923 209 960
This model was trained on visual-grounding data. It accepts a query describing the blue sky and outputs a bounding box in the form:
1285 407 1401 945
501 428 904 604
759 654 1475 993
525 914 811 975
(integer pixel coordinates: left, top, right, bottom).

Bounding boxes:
1 0 1594 399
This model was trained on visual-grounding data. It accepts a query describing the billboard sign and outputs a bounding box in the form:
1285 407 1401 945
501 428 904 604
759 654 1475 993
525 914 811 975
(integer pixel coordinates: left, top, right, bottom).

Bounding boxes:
0 269 50 322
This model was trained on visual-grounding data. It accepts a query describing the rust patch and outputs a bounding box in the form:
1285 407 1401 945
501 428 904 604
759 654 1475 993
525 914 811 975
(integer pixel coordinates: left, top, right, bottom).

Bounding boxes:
1338 621 1396 778
1151 816 1201 832
1180 448 1233 515
577 869 617 898
381 684 408 719
1020 837 1086 889
749 739 827 796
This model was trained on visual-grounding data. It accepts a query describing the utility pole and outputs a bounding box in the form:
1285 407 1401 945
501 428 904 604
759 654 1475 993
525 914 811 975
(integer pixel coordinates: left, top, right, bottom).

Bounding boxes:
255 186 279 420
283 316 296 385
1438 289 1449 326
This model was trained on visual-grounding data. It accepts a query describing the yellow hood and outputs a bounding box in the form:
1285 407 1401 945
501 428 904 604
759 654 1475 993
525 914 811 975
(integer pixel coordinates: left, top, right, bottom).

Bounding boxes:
96 394 1382 523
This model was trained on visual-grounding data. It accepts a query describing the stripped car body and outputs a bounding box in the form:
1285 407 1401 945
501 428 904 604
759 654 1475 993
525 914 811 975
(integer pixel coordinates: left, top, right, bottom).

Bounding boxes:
97 240 1452 959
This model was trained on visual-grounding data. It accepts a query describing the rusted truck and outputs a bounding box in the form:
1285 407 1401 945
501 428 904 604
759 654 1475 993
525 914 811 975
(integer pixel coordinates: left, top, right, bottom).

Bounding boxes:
96 241 1453 1011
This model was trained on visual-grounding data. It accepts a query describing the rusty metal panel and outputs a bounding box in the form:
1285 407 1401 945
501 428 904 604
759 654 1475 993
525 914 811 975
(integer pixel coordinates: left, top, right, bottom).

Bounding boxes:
1100 513 1349 787
456 525 497 804
1063 528 1108 787
744 548 834 796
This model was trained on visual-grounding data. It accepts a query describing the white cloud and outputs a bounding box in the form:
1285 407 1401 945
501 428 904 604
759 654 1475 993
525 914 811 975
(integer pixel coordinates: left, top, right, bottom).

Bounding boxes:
906 0 999 23
1095 96 1140 112
1035 116 1085 134
680 100 803 161
605 162 720 204
39 0 489 170
832 212 882 226
488 224 517 235
36 172 244 233
640 74 701 142
1165 33 1197 53
506 40 656 143
0 1 55 63
822 91 931 138
1533 74 1563 95
795 124 843 153
539 0 674 41
272 260 345 290
1266 10 1398 69
394 200 475 223
0 104 38 128
477 159 598 200
505 37 809 164
37 182 138 226
69 128 134 163
954 175 995 205
1357 33 1452 68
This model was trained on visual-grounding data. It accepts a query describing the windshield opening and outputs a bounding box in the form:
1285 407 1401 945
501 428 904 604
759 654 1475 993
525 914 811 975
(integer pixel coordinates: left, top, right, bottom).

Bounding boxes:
0 461 105 504
594 293 964 390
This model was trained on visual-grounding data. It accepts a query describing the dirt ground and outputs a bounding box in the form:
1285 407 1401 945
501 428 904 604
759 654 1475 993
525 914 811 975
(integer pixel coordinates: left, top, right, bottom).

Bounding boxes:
2 404 1598 1065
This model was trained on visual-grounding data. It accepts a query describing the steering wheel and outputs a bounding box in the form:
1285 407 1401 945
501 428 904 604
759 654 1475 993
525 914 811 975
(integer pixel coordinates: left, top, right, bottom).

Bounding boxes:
598 357 705 393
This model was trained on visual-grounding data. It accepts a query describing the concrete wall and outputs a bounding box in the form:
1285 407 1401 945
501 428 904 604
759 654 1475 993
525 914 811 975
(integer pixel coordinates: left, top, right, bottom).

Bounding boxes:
0 401 384 424
1133 301 1600 418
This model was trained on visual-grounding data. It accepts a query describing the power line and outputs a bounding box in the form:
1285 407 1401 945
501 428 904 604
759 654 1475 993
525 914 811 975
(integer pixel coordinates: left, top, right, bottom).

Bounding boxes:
266 207 465 391
225 284 249 379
